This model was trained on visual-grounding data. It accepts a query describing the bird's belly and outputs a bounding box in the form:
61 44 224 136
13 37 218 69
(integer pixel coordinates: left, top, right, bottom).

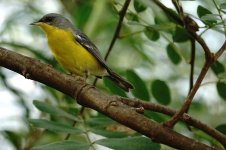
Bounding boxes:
47 33 106 77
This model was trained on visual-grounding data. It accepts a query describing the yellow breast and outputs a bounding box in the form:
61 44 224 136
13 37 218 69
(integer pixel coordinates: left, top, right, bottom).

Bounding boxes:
37 23 106 77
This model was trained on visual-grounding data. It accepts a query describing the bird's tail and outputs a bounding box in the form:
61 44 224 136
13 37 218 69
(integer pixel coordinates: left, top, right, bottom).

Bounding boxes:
106 70 133 92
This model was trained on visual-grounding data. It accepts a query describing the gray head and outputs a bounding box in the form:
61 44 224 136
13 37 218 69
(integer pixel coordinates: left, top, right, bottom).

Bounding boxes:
31 13 74 29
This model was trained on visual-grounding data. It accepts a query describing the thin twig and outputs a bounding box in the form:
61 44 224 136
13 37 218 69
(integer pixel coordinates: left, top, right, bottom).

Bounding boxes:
185 39 196 130
104 0 131 60
214 41 226 60
189 39 196 94
212 0 226 34
93 0 131 86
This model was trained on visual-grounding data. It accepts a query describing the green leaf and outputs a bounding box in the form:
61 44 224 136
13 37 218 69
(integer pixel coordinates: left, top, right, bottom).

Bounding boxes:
220 3 226 10
33 140 90 150
29 119 83 134
144 110 166 123
144 27 160 41
125 12 139 22
33 100 78 121
86 117 132 138
197 5 217 25
126 70 150 101
3 131 21 149
201 14 219 22
86 117 115 127
151 80 171 105
71 1 93 29
216 82 226 101
96 136 161 150
148 23 176 32
197 5 212 18
216 124 226 135
134 0 147 13
173 26 191 42
218 73 226 81
166 43 182 65
103 78 127 97
90 128 129 138
211 61 225 75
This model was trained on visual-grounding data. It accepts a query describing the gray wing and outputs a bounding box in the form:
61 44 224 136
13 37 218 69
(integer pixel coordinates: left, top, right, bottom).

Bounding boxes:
72 28 110 71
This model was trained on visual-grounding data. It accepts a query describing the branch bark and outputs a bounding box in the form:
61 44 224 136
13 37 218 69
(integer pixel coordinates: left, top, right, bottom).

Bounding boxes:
0 47 217 150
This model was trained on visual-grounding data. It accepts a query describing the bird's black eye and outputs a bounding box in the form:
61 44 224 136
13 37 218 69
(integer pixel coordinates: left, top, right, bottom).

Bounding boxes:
40 16 54 23
44 16 53 22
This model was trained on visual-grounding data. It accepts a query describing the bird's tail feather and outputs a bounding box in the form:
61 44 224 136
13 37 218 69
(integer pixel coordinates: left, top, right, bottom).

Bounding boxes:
106 70 133 92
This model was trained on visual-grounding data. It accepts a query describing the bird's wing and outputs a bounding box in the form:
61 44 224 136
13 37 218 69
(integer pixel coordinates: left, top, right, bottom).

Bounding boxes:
72 28 110 71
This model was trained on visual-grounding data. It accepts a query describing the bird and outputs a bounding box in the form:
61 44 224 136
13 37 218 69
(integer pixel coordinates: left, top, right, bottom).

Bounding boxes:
30 13 133 91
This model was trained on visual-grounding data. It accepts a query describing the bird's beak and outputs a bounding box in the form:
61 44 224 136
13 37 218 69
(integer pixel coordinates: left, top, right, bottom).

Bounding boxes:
30 21 41 26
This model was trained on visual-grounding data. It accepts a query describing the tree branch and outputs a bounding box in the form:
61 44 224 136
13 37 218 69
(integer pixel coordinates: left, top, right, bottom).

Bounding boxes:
119 97 226 148
0 47 217 150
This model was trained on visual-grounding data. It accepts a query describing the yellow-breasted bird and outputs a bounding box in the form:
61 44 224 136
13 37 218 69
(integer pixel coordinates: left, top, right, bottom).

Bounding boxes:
31 13 133 91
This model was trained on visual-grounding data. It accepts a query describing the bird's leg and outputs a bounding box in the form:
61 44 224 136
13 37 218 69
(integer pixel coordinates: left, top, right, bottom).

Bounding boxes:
69 73 85 82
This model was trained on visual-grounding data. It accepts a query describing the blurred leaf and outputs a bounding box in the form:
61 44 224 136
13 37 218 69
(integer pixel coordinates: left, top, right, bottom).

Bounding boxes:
0 42 53 63
144 27 160 41
86 117 115 127
33 140 90 150
61 0 93 29
216 124 226 135
197 5 212 18
197 5 217 25
220 3 226 10
3 131 21 149
166 43 182 65
211 61 225 75
218 73 226 81
103 78 127 97
216 82 226 101
90 128 130 138
151 80 171 105
96 136 161 150
134 0 147 13
126 70 150 101
126 12 139 22
86 117 132 138
144 110 166 123
149 23 176 32
173 26 191 42
29 119 83 134
33 100 79 121
201 14 219 22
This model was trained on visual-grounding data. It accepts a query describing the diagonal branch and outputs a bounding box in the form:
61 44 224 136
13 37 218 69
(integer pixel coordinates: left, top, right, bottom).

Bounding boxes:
93 0 131 86
104 0 131 60
0 47 216 150
214 41 226 60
